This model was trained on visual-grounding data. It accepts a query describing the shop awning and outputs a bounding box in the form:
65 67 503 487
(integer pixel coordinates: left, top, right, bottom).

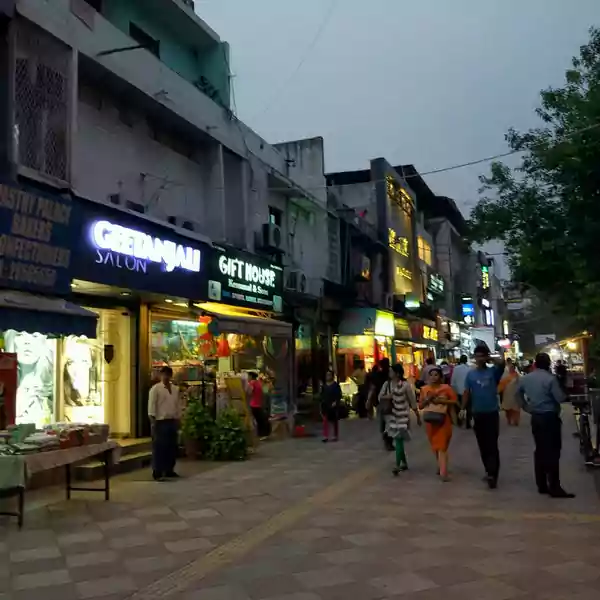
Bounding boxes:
0 290 98 337
195 303 292 338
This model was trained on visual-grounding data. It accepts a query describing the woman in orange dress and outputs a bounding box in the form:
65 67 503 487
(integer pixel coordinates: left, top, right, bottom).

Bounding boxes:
499 359 520 426
419 367 458 481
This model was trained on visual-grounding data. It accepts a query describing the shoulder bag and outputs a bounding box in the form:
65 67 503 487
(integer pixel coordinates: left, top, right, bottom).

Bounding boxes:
379 381 393 415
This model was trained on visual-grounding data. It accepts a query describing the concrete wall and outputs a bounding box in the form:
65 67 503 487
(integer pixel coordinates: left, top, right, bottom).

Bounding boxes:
74 91 214 234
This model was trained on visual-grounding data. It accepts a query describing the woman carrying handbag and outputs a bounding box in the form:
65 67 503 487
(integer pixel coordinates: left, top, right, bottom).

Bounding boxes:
419 367 458 481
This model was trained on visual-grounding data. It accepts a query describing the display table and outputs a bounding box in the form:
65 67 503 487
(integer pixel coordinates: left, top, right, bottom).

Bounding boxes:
0 441 121 528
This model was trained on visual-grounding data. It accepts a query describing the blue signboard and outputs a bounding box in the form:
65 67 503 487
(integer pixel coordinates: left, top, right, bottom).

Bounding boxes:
71 201 209 300
0 180 79 295
462 303 475 317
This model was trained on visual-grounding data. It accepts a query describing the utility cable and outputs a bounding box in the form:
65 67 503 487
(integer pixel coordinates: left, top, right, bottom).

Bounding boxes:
252 0 339 120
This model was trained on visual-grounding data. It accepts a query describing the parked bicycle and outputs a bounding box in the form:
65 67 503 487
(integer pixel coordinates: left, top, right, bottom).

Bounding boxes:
571 389 600 467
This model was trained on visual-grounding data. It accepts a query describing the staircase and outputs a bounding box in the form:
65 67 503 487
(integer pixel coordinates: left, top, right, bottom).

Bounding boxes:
73 438 152 482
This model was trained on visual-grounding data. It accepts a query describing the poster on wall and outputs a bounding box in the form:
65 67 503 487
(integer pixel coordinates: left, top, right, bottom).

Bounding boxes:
3 330 56 426
0 352 17 427
207 246 283 313
0 180 78 295
62 335 104 424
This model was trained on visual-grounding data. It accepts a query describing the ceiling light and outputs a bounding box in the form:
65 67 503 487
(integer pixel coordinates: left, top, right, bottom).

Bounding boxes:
71 282 79 288
120 292 131 297
164 299 174 304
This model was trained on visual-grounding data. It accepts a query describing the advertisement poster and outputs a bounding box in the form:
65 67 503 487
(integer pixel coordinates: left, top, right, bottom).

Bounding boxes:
0 352 17 427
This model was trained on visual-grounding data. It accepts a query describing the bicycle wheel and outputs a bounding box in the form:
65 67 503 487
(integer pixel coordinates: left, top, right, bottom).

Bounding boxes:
580 415 594 461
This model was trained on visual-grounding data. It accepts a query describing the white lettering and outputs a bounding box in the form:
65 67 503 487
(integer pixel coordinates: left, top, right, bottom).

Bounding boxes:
218 253 277 289
91 220 201 273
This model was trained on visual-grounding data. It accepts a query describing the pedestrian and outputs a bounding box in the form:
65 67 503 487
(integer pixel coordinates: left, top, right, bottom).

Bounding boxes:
321 369 341 442
378 363 419 475
148 366 181 482
499 358 521 426
555 359 568 393
420 367 458 481
370 358 394 451
365 364 380 419
451 354 472 428
351 360 368 418
461 345 504 489
517 353 575 498
419 357 437 386
247 372 270 440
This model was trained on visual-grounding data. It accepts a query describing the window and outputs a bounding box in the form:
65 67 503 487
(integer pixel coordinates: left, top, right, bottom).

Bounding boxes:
83 0 103 11
129 23 160 58
269 207 282 227
418 236 432 266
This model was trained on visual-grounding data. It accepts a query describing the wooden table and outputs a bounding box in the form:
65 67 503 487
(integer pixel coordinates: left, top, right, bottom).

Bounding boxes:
0 441 121 528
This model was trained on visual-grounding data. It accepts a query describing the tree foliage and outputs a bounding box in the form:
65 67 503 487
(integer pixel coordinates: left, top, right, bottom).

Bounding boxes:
469 27 600 329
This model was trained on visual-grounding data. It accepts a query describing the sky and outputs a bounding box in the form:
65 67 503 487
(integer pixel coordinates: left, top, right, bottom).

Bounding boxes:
198 0 599 273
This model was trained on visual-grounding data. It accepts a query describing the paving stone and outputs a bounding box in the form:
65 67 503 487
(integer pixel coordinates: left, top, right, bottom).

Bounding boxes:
57 531 103 547
370 572 438 596
294 566 355 590
76 575 137 599
164 537 215 554
10 546 62 563
176 507 220 520
65 551 118 569
12 568 71 590
182 584 250 600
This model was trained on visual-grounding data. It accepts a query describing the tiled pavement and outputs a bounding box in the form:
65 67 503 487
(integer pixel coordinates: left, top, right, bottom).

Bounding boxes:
1 409 600 600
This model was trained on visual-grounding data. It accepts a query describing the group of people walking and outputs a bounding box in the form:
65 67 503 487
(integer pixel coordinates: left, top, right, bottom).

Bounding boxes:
320 345 575 498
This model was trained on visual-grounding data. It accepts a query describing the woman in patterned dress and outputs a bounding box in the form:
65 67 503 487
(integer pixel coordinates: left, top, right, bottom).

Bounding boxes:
378 363 420 475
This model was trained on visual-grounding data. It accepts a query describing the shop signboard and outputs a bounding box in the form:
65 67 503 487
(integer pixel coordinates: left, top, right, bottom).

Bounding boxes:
427 272 445 296
394 317 411 340
206 246 283 313
374 310 394 337
409 320 439 344
73 201 208 299
0 181 78 295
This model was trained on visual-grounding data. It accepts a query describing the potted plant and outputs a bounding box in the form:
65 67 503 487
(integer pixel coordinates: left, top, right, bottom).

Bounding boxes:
206 408 249 461
181 399 214 459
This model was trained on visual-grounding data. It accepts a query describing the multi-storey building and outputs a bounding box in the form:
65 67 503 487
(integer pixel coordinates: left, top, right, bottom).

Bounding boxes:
0 0 326 437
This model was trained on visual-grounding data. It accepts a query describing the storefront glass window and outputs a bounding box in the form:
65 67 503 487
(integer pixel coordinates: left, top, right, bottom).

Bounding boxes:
2 331 57 427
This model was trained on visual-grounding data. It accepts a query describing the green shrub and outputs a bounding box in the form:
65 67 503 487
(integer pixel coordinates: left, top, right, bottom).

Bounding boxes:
181 400 215 453
207 408 249 461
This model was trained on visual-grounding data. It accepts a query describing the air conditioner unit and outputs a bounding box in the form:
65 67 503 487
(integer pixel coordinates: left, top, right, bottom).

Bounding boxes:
286 269 307 294
261 223 282 251
382 293 394 311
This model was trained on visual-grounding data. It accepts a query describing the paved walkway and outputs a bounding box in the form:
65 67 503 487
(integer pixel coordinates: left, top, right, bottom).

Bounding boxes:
1 410 600 600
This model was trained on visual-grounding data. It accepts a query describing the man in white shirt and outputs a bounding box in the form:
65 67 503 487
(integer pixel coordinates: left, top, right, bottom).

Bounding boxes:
148 366 181 481
451 355 473 429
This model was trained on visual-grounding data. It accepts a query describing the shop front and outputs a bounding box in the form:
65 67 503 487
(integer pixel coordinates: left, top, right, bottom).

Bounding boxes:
149 245 292 422
70 197 208 437
0 180 100 429
408 319 439 371
336 308 394 381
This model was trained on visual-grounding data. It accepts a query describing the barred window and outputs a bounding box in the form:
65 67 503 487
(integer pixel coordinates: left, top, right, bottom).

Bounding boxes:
14 18 71 183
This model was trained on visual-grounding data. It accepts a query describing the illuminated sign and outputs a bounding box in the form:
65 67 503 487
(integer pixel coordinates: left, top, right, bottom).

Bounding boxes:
481 265 490 289
0 183 74 293
428 273 444 295
397 266 412 280
462 303 475 317
209 248 283 312
423 326 439 342
91 220 201 273
374 310 394 337
503 320 509 336
388 229 409 257
481 298 490 308
394 317 411 339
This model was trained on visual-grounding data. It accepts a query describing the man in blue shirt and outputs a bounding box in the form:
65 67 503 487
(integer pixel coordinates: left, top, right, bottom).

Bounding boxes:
517 352 574 498
462 344 504 488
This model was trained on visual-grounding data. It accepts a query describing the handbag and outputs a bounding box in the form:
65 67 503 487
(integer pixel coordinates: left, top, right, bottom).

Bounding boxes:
422 399 447 424
379 382 393 415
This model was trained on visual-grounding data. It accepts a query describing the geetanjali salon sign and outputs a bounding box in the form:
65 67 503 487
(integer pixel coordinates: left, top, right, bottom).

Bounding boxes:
72 202 207 299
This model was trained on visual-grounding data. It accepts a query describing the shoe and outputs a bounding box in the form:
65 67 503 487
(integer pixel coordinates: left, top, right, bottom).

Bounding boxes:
165 471 180 479
538 488 550 495
441 474 451 482
399 463 408 471
486 476 498 489
549 489 575 499
152 471 165 482
392 467 400 477
322 438 329 443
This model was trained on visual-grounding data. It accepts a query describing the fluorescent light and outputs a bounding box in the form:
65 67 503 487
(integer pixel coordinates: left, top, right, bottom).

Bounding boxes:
164 299 174 304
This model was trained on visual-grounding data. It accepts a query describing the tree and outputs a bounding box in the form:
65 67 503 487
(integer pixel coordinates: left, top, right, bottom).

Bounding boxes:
469 27 600 338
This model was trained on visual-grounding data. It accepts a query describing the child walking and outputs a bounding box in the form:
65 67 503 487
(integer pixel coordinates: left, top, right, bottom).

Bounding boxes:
378 363 420 475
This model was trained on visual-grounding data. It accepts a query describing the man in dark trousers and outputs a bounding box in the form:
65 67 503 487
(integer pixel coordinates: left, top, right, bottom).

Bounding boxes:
517 353 575 498
148 366 181 481
461 344 504 489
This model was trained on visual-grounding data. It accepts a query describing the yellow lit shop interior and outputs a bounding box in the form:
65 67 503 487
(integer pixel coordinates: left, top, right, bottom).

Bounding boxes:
150 302 292 417
0 307 133 434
